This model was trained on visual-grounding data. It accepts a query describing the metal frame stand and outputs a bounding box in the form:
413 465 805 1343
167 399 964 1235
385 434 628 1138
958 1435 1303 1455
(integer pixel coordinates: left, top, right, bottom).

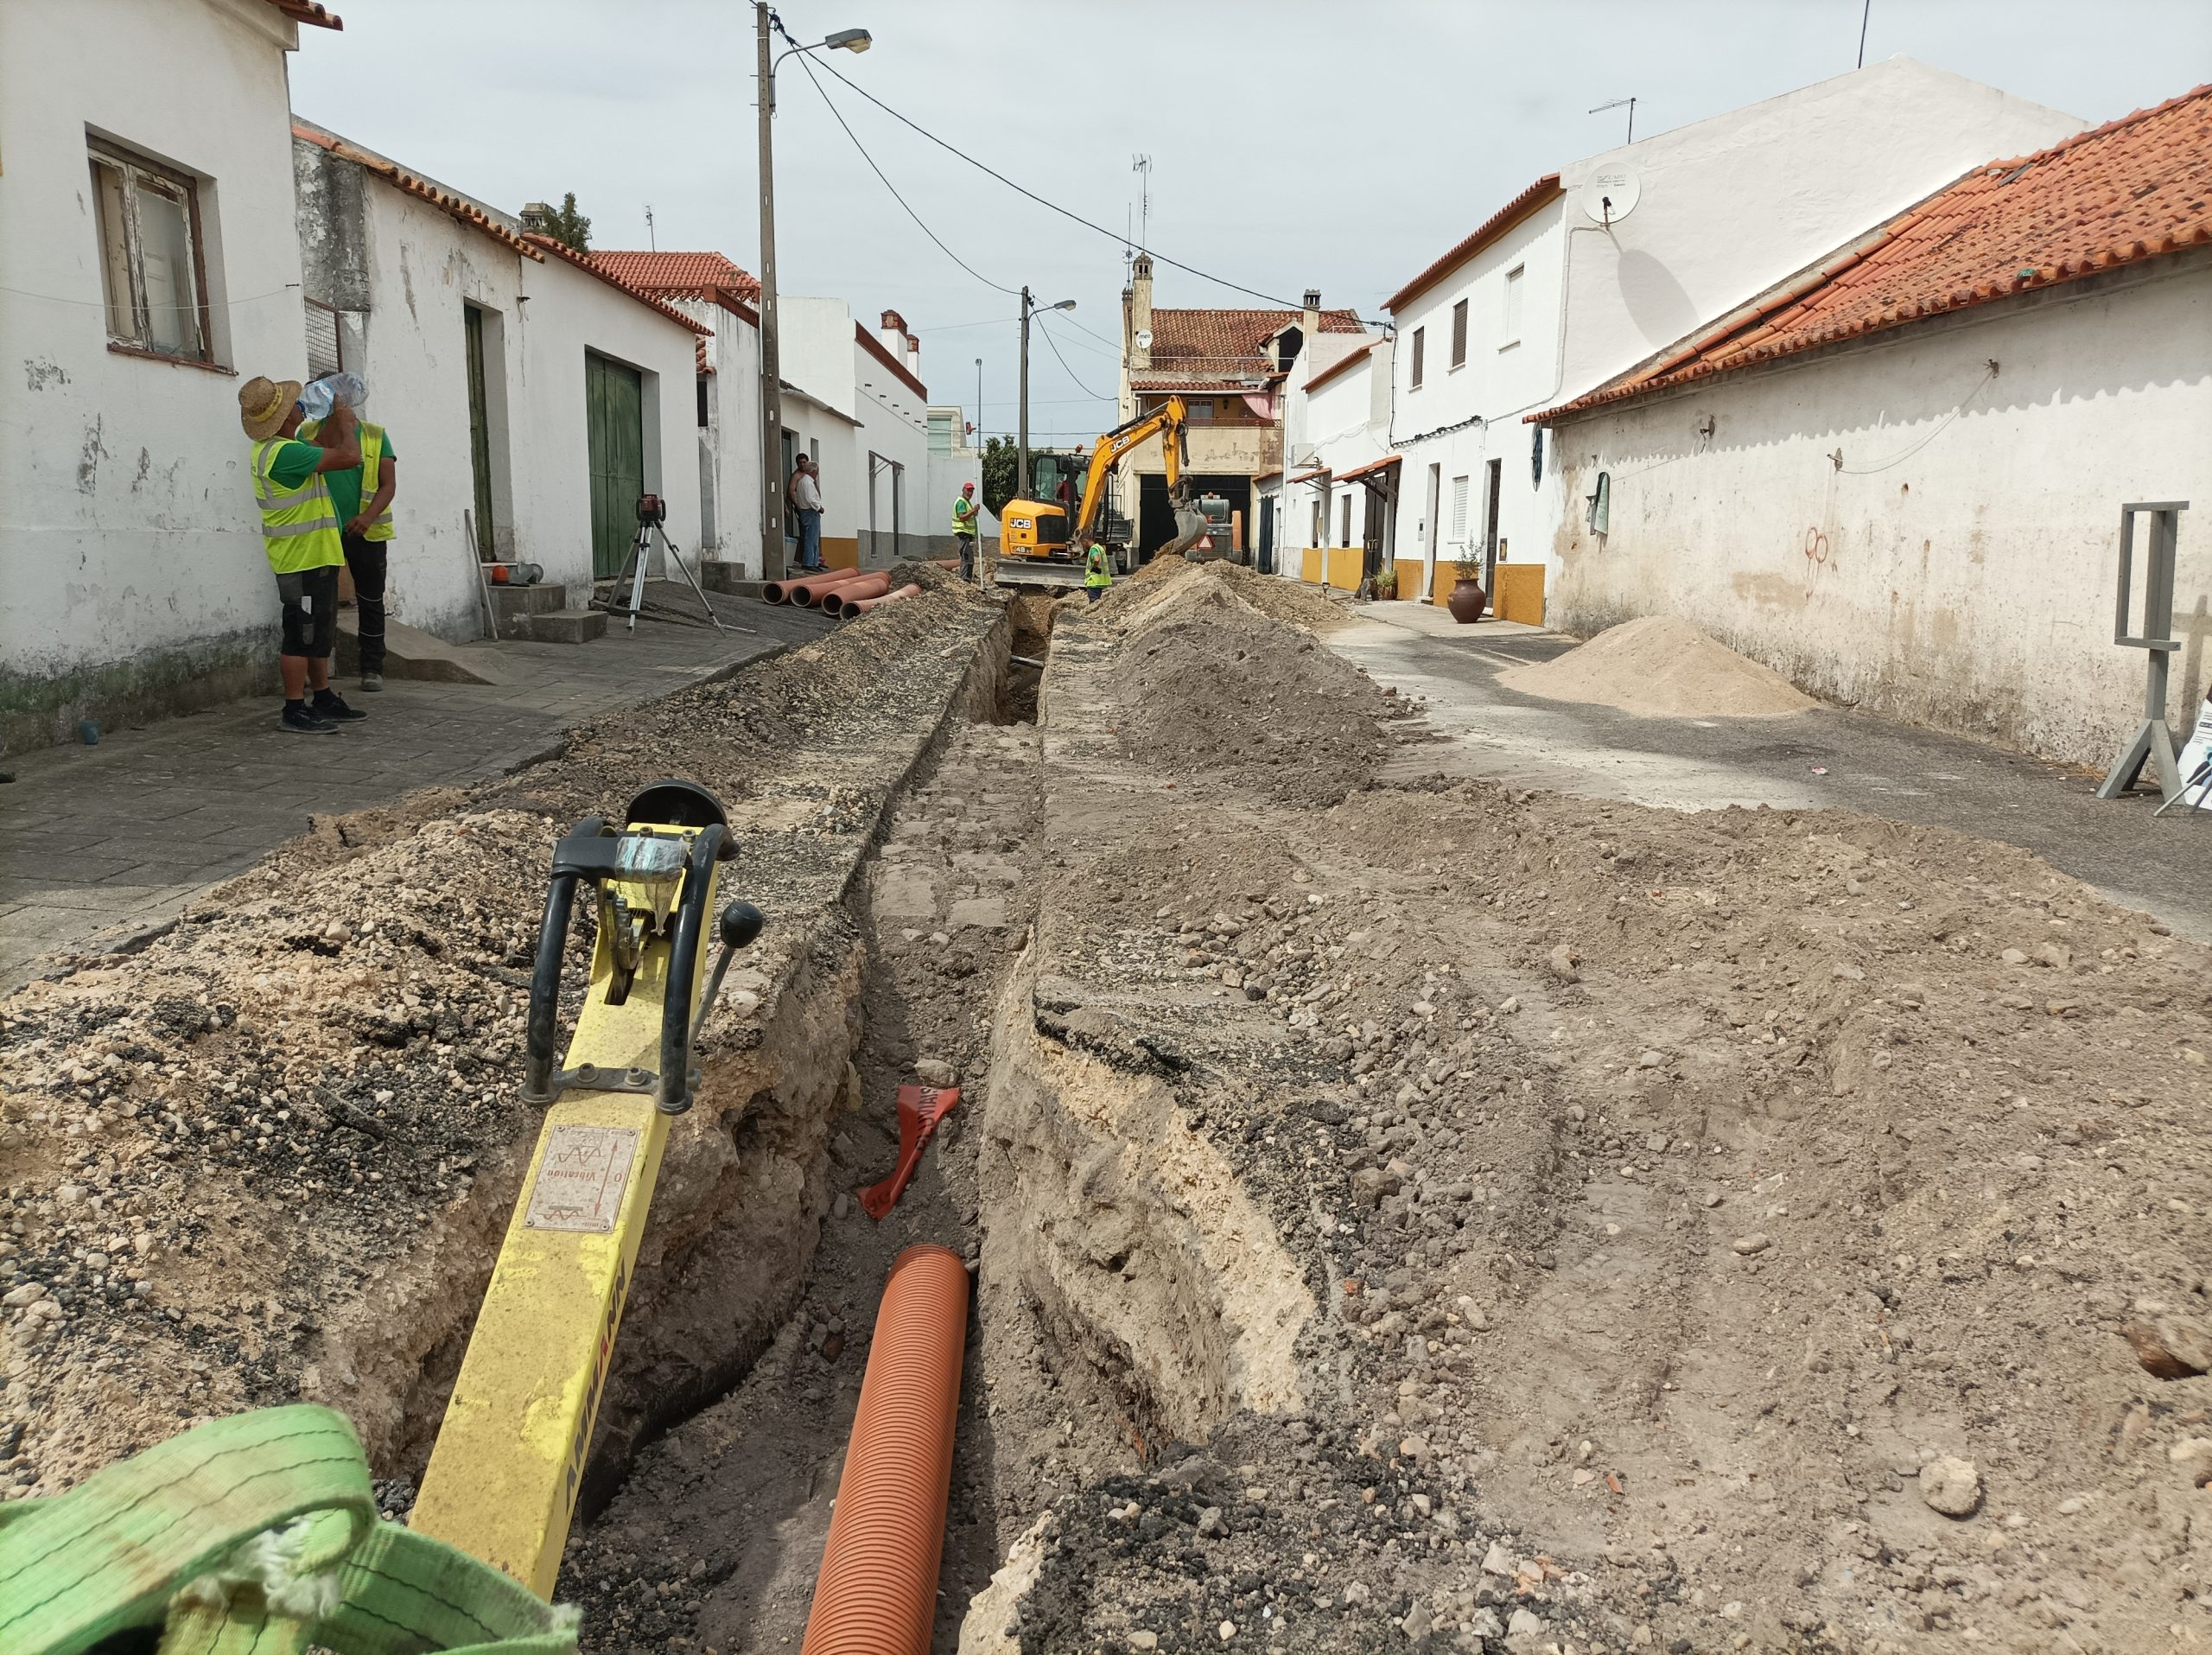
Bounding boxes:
2096 500 2190 802
610 518 727 637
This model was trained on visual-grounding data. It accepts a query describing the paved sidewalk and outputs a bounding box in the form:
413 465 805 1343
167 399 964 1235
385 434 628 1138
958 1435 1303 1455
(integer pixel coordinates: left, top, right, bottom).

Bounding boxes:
1326 615 2212 941
0 586 831 988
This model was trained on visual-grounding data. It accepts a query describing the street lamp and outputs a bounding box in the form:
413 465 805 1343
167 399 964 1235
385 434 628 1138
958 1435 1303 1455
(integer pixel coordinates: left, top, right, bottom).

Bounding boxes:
754 9 871 582
1017 289 1075 508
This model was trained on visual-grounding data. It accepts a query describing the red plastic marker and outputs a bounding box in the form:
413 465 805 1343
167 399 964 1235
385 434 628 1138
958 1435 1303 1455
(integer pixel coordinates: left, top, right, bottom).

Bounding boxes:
857 1084 961 1219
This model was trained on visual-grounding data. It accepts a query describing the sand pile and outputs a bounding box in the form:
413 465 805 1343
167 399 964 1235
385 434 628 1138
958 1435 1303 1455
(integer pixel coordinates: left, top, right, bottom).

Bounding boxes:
1104 579 1408 808
1502 613 1815 717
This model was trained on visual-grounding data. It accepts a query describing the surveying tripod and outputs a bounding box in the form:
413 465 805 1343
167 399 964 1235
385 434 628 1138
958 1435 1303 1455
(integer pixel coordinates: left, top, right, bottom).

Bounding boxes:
607 493 726 636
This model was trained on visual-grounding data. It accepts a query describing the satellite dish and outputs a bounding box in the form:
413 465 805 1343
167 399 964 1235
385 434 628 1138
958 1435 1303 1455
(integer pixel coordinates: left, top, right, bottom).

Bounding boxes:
1579 163 1642 226
1135 328 1154 349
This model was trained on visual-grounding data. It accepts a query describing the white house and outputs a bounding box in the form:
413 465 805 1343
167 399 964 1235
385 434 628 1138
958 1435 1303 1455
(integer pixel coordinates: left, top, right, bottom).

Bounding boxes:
1365 57 2085 624
0 0 344 751
289 122 707 636
1265 335 1393 594
1530 86 2212 773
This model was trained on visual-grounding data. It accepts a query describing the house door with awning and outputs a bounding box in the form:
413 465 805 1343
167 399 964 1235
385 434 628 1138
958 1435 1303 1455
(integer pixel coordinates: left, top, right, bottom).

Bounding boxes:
585 351 644 578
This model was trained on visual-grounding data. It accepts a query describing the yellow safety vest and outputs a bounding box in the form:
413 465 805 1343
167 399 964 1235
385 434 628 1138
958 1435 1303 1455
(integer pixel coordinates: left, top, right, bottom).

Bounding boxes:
952 494 977 533
299 418 395 541
248 437 345 575
1084 545 1111 589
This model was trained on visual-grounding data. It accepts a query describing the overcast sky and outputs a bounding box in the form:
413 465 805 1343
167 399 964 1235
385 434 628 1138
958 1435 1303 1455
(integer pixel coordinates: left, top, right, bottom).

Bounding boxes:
289 1 2211 442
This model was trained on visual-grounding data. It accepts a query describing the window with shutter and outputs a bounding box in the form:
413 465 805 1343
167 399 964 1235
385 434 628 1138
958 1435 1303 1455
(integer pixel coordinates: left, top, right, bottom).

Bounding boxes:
1450 474 1470 544
90 140 213 362
1409 328 1425 390
1451 299 1468 368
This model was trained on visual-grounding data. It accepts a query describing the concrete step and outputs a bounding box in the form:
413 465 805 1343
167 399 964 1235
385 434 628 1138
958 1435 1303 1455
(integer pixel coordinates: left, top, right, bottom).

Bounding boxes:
518 607 607 645
487 582 569 638
336 613 507 684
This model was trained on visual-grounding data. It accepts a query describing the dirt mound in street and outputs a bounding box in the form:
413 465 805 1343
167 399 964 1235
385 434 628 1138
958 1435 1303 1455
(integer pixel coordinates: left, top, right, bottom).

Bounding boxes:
1103 579 1411 807
1094 558 1351 637
1502 613 1815 717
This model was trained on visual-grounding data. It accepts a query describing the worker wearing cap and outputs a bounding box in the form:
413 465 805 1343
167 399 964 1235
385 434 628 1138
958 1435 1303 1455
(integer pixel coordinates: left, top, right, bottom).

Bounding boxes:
236 375 368 735
299 405 397 693
951 481 979 581
1083 540 1112 603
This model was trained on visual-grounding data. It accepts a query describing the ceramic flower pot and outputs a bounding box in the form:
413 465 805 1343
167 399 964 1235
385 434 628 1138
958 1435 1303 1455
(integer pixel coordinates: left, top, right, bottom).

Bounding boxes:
1446 579 1486 624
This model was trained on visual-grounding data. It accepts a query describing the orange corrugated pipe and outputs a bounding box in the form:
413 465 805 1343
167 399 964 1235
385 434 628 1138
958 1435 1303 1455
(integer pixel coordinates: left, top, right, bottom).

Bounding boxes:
842 582 923 615
820 571 892 615
800 1244 969 1655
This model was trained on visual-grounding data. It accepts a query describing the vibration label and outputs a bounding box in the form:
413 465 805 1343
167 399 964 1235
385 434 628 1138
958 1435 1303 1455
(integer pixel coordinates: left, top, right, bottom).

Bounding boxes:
524 1125 639 1233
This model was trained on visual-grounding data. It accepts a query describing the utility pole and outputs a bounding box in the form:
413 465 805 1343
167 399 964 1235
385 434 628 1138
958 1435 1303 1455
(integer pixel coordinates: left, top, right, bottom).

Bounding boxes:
755 3 785 582
1017 286 1032 508
976 356 988 589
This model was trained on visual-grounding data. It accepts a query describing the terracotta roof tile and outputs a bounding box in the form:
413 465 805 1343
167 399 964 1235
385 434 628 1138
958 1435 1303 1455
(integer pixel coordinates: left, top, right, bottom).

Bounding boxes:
590 250 760 302
1535 85 2212 421
522 233 713 334
266 0 342 29
1147 307 1364 374
293 122 540 260
1386 175 1561 315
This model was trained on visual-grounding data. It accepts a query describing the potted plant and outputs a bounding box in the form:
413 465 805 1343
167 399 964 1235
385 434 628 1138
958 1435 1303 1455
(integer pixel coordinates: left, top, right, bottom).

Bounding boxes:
1371 565 1399 601
1446 554 1486 624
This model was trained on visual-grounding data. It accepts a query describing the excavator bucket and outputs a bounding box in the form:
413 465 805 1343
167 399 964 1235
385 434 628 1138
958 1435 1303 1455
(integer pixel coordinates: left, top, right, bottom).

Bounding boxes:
1162 498 1213 562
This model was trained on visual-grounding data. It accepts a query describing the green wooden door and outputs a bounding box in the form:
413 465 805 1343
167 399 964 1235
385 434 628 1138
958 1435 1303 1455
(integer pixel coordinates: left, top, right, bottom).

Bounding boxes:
463 306 497 557
585 352 644 578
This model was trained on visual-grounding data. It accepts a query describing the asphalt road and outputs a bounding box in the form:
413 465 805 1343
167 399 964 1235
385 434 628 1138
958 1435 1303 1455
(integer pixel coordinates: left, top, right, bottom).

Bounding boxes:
1328 614 2212 942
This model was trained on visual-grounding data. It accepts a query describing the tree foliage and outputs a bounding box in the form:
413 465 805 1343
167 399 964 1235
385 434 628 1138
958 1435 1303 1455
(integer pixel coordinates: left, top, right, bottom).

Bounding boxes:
981 436 1020 518
533 192 592 253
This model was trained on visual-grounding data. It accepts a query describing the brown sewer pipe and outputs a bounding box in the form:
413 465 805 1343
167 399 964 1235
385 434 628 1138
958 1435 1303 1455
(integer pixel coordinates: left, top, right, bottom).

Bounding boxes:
764 566 866 605
842 582 923 615
819 572 892 616
799 1244 969 1655
787 567 873 608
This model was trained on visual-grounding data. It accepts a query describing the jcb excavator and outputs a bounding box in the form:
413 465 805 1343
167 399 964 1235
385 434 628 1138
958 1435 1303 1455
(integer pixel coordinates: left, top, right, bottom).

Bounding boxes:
998 396 1211 586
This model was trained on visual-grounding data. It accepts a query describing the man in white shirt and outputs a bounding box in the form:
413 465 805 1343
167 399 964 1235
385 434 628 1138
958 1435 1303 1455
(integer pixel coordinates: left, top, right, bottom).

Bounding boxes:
791 456 825 570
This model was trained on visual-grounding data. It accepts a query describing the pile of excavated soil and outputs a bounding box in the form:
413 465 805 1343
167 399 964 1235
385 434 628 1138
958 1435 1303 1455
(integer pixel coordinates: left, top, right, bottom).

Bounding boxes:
1103 575 1414 808
0 578 1002 1505
1502 613 1816 718
976 591 2212 1654
1097 557 1351 636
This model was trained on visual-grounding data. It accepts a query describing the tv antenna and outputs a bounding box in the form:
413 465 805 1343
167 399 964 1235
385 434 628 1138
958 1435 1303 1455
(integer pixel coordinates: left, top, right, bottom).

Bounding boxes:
1132 154 1153 250
1589 96 1638 145
645 203 657 251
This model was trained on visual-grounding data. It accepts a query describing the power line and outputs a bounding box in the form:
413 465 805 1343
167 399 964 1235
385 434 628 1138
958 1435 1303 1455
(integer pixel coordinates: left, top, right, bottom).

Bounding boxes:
805 51 1343 317
790 50 1019 299
1035 315 1112 401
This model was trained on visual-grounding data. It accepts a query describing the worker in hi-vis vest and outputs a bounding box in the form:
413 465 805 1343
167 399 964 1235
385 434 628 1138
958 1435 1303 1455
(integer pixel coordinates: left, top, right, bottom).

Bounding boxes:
300 407 398 692
952 481 979 581
1083 541 1112 603
236 375 370 735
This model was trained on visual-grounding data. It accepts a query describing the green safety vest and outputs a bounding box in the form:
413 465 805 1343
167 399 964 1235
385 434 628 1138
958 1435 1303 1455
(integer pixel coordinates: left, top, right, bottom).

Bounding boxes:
299 418 395 541
952 494 977 533
1084 545 1111 589
249 437 345 575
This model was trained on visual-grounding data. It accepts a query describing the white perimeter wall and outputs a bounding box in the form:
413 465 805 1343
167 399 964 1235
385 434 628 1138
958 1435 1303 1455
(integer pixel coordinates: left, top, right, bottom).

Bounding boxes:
1542 256 2212 769
678 293 762 576
0 0 311 745
852 336 931 567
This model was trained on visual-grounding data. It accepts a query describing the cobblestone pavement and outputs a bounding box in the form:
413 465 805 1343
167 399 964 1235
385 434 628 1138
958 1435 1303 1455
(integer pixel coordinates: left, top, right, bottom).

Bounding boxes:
0 586 830 988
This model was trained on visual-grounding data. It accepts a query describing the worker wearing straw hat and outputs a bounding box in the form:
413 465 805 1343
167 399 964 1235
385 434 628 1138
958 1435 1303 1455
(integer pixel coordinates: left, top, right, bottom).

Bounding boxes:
237 374 368 735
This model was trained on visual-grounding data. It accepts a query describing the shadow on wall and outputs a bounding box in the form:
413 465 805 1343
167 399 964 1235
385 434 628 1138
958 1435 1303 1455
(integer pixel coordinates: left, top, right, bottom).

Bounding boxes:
1615 249 1699 354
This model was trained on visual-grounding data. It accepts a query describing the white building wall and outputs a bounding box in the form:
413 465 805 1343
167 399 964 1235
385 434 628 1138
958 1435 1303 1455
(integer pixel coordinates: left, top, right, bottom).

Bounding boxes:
1384 58 2086 608
0 0 315 748
1540 256 2212 769
851 337 931 567
509 253 702 595
671 292 763 577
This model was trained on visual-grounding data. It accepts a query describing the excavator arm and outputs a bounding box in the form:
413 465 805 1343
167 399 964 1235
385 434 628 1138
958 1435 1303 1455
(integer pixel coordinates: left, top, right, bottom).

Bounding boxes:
1070 398 1211 563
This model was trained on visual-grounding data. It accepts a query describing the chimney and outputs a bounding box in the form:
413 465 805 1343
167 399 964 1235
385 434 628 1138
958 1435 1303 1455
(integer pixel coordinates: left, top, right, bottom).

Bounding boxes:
1129 253 1154 371
878 309 908 360
904 331 921 379
520 201 553 233
1302 288 1322 343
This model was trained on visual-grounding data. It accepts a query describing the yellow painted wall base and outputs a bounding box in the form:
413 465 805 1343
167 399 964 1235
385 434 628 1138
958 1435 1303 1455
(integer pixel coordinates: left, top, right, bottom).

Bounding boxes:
1300 546 1324 585
1325 547 1362 591
1495 563 1546 626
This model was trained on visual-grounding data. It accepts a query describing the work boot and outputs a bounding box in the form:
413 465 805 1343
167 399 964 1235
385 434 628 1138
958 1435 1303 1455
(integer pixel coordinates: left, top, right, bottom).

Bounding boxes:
311 689 368 723
281 702 338 735
359 672 385 692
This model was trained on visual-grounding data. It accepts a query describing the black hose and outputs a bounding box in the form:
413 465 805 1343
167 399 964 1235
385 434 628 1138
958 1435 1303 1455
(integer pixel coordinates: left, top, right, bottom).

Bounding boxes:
656 824 726 1113
522 815 605 1103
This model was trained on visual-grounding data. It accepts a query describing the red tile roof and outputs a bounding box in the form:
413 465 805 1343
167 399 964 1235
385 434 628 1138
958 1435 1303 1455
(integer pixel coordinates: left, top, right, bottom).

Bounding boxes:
1302 341 1379 396
266 0 342 29
1146 307 1364 374
292 122 541 260
589 250 760 302
1336 454 1401 485
1385 175 1561 315
1534 85 2212 422
522 233 714 334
